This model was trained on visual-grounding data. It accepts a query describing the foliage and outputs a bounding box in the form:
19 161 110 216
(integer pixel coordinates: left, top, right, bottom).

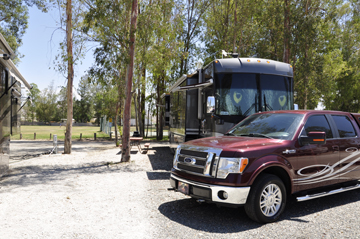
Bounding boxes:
22 83 40 122
73 75 95 122
35 82 59 123
0 0 49 61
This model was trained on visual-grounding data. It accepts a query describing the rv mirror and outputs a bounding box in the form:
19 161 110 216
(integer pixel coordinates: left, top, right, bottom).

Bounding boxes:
206 96 215 113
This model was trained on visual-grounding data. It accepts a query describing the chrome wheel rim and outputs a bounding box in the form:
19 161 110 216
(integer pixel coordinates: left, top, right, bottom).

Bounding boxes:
260 183 282 217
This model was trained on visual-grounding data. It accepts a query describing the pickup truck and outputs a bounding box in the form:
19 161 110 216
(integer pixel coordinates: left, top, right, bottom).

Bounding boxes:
169 110 360 223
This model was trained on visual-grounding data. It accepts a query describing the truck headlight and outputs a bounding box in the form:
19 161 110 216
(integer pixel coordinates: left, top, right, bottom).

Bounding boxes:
217 157 248 179
173 145 181 166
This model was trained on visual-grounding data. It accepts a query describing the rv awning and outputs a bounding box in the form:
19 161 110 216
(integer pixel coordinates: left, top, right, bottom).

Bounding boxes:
172 79 213 92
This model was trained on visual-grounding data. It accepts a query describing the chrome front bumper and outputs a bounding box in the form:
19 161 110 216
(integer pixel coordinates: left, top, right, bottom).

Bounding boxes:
170 174 250 205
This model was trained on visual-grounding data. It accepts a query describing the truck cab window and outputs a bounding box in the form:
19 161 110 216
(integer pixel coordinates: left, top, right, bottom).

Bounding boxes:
332 115 357 138
302 115 333 139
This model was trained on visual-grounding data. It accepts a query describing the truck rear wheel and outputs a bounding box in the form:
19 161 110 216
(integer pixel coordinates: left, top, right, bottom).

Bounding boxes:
244 174 286 223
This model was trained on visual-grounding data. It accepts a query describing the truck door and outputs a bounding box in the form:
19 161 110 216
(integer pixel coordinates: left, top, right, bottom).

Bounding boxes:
330 114 360 184
294 114 339 192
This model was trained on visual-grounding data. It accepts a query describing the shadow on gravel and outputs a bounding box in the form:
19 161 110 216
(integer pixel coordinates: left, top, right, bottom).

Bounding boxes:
147 146 173 171
0 162 142 192
146 171 170 180
146 146 173 181
159 189 360 231
158 198 260 232
285 189 360 222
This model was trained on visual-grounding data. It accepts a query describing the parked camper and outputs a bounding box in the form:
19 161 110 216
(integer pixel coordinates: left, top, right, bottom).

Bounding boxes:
164 55 294 151
0 33 32 176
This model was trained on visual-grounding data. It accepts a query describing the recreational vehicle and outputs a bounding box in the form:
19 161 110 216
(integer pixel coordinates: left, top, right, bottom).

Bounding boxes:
0 33 31 176
164 55 294 151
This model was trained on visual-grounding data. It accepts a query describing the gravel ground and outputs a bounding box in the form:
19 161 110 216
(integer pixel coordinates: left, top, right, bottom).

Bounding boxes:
1 140 360 238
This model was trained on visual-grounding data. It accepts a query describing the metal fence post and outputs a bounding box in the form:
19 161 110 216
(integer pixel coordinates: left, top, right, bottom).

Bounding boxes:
53 134 58 154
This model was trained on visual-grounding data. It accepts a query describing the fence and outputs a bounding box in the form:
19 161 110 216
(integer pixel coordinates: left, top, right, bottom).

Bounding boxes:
100 116 111 135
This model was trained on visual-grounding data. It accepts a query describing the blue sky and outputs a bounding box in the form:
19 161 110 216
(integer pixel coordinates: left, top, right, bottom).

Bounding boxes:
17 6 95 93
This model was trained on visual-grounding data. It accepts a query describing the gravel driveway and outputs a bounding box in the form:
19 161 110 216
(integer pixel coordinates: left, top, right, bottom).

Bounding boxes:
1 140 360 238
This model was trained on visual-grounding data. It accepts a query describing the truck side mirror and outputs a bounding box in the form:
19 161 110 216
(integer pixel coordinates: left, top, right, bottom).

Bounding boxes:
206 96 215 114
299 131 326 146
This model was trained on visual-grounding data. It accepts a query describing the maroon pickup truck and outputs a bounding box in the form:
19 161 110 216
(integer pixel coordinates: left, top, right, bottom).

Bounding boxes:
169 110 360 223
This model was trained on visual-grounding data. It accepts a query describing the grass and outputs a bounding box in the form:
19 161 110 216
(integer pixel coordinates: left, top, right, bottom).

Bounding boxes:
12 125 169 141
13 126 110 140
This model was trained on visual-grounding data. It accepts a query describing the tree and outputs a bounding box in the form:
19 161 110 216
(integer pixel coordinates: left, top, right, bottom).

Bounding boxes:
121 0 138 162
176 0 210 76
22 83 40 123
51 0 89 153
73 76 95 122
0 0 49 61
35 82 58 123
64 0 74 154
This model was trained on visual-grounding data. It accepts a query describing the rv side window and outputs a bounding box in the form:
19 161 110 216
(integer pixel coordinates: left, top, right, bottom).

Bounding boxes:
0 64 4 95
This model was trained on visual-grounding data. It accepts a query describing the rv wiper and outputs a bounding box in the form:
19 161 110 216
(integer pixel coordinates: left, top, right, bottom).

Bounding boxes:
239 133 273 139
225 132 236 136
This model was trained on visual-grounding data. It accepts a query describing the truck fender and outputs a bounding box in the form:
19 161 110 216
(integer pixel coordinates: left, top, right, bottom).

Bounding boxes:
246 155 294 192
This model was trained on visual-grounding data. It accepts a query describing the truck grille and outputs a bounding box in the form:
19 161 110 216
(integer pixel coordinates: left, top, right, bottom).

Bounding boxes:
173 146 222 177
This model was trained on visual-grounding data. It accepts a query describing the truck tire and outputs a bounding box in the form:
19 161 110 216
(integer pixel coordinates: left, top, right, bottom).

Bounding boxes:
244 174 286 223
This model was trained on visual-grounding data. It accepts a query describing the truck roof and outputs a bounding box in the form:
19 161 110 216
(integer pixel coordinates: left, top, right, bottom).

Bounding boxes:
214 58 293 77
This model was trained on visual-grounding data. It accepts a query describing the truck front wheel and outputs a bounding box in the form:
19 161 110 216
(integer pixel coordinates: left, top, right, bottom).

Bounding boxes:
244 174 286 223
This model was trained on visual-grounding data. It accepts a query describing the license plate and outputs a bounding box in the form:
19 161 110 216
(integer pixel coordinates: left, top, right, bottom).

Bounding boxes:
178 181 189 195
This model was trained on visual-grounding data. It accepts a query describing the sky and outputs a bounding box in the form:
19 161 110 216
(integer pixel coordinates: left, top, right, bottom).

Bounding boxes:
17 6 95 94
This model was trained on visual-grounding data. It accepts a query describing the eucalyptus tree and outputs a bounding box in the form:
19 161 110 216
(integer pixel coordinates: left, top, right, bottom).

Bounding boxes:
83 0 133 150
202 0 260 63
51 0 90 153
22 83 40 123
320 0 360 112
73 76 95 122
146 0 183 140
175 0 211 76
35 82 58 123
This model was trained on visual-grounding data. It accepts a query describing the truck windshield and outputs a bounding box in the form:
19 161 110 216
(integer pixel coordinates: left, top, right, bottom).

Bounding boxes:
227 113 304 140
215 73 293 116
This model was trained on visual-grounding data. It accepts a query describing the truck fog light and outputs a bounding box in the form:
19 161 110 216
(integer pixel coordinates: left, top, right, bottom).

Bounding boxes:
218 190 228 200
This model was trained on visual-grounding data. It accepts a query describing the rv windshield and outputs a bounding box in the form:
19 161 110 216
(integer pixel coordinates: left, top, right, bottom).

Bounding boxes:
215 73 293 116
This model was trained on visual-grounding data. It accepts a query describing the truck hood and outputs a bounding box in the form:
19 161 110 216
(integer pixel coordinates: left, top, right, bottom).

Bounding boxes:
182 136 286 151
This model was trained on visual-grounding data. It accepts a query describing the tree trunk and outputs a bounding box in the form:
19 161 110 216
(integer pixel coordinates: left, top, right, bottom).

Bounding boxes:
283 0 291 63
140 66 146 136
134 93 138 132
232 1 237 53
121 0 138 162
156 75 164 140
64 0 73 154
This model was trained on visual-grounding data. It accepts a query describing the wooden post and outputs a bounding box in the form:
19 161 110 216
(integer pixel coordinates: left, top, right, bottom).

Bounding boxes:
94 133 96 140
110 132 112 139
20 133 22 139
80 133 82 140
50 133 52 140
34 133 36 140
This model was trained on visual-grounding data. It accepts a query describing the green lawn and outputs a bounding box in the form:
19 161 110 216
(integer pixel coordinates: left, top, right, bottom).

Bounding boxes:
12 125 168 141
13 126 109 140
